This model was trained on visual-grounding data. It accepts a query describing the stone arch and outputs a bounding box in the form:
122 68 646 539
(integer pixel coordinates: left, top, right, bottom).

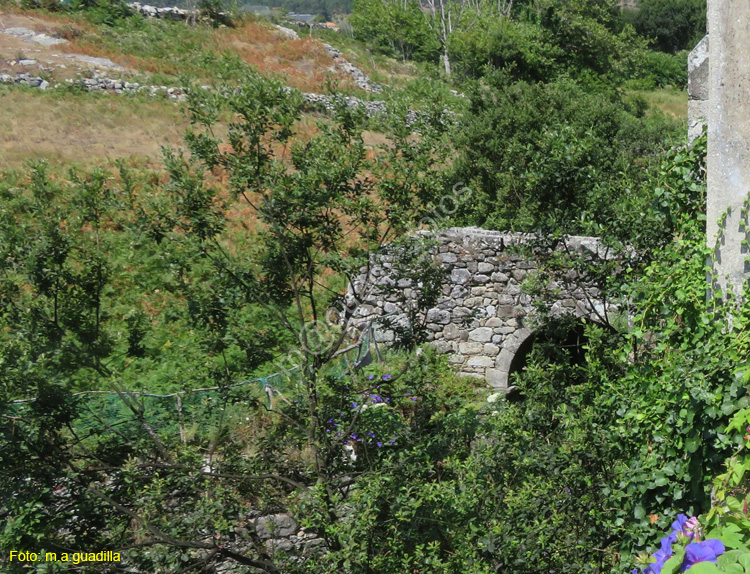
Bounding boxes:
492 327 533 390
494 318 590 392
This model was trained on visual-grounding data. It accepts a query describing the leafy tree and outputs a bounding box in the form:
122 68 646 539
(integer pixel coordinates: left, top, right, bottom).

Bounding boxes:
0 67 458 573
622 0 707 53
351 0 439 61
450 73 679 235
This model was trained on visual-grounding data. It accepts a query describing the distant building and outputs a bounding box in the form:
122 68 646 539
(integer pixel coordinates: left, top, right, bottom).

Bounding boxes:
618 0 637 8
287 12 317 24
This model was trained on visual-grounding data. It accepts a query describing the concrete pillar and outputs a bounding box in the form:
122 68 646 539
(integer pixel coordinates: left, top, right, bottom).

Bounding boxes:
706 1 750 301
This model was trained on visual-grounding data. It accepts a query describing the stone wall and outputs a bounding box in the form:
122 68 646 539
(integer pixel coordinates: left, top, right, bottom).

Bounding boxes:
351 228 609 390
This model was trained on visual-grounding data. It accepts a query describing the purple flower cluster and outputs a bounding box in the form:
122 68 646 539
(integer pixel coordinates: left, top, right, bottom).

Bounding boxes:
636 515 724 574
323 373 412 449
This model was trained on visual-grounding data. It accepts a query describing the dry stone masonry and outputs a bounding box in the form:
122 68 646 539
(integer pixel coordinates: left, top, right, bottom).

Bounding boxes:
351 228 610 390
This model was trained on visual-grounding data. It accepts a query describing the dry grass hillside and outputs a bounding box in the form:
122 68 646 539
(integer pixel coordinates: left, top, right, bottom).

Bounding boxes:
0 4 407 169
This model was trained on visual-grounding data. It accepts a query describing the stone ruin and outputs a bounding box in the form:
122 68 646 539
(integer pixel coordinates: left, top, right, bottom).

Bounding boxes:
350 228 613 389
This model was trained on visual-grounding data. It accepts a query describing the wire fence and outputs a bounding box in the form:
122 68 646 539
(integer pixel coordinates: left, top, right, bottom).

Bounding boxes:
5 323 383 443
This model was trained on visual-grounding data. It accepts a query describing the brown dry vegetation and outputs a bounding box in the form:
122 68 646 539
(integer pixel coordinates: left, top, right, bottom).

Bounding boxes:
61 15 354 92
0 7 359 91
0 88 188 169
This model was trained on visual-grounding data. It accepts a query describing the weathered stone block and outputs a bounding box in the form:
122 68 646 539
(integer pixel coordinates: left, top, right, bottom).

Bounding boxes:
457 372 484 380
374 330 394 343
459 342 483 354
688 34 709 101
469 327 493 342
483 343 500 355
453 306 471 318
506 283 522 295
468 356 494 368
432 340 454 353
496 348 514 370
451 285 469 298
443 323 460 340
496 305 515 318
486 368 506 389
496 327 516 335
426 308 449 323
478 262 495 273
255 514 298 539
448 354 466 364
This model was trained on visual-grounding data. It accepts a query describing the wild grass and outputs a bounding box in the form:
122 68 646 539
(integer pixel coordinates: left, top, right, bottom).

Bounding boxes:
631 87 688 120
0 85 189 169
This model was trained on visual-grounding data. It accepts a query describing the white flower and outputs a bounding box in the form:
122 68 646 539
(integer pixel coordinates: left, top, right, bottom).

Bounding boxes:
487 392 502 404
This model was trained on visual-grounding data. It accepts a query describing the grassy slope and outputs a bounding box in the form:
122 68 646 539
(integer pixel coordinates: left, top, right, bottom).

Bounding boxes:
0 5 425 169
0 88 188 170
635 87 688 120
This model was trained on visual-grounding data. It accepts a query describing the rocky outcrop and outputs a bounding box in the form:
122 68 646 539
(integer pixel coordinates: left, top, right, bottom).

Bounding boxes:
274 24 300 39
1 25 67 46
128 2 192 20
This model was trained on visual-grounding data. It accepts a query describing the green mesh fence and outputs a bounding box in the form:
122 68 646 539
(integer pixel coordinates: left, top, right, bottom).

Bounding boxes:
5 323 380 444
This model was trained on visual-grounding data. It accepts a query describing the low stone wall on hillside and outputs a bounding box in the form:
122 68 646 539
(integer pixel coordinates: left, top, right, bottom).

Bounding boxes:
350 228 612 389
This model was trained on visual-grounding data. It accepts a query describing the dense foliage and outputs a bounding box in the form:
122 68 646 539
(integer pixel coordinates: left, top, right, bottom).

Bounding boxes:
5 2 741 574
621 0 707 54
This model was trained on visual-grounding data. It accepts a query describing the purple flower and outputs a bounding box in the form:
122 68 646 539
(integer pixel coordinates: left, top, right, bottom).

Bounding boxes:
351 402 358 408
680 540 725 572
641 536 674 574
382 374 391 380
670 515 689 543
377 442 383 447
368 375 375 380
